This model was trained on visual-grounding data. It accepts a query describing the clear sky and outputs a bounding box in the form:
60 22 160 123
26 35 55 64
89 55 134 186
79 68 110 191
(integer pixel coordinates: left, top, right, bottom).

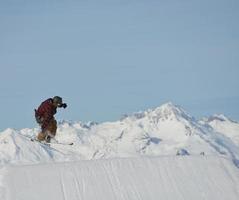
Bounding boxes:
0 0 239 131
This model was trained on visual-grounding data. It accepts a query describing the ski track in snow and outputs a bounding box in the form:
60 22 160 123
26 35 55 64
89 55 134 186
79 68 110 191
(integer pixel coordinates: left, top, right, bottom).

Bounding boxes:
2 156 239 200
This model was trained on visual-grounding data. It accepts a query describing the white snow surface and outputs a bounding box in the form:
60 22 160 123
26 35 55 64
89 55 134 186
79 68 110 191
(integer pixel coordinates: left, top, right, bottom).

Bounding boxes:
3 156 239 200
1 102 239 199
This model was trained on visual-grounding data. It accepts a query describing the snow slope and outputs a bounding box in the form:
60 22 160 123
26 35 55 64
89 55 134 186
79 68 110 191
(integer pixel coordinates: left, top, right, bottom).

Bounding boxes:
201 114 239 146
3 156 239 200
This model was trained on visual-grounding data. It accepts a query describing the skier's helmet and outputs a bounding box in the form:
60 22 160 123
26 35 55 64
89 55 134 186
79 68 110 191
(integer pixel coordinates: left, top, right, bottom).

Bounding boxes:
53 96 63 106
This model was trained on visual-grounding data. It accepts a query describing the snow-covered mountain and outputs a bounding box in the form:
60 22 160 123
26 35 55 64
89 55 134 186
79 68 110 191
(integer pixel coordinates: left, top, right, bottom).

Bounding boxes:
1 102 239 166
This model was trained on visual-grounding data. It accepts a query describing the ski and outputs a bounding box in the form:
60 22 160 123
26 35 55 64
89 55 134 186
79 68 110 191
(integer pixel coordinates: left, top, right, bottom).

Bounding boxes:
20 133 74 146
49 137 74 146
30 138 51 146
51 141 74 146
19 134 50 147
30 137 73 146
29 137 69 155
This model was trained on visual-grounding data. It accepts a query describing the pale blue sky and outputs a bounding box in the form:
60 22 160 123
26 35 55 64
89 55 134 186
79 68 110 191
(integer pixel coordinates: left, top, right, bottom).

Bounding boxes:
0 0 239 130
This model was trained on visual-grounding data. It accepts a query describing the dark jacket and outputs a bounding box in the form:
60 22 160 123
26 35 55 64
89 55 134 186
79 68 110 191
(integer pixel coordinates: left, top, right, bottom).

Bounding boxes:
35 98 57 130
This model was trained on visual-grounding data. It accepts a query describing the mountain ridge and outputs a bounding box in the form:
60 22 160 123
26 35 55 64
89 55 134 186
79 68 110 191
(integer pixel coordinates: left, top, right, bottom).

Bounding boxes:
0 102 238 166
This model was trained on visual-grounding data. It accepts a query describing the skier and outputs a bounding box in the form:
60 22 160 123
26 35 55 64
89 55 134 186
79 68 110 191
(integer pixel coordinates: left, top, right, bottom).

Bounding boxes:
35 96 67 143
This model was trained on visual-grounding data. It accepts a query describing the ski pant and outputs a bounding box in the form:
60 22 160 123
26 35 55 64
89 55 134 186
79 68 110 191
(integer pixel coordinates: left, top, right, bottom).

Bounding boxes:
37 118 57 141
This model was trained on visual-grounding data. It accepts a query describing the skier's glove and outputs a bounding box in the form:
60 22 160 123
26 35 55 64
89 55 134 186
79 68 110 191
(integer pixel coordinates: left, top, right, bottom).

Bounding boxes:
59 103 67 109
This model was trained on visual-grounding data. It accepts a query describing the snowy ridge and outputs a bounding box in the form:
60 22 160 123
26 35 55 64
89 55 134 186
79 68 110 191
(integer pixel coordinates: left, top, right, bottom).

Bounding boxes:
4 156 239 200
0 102 239 166
200 114 239 145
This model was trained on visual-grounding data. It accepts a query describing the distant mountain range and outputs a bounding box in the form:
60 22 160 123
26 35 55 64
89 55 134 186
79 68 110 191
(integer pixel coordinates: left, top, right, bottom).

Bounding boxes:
1 102 239 166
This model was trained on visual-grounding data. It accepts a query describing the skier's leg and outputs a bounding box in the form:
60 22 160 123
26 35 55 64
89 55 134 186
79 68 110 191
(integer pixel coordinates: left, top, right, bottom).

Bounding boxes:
37 122 46 141
37 132 46 141
44 119 57 142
